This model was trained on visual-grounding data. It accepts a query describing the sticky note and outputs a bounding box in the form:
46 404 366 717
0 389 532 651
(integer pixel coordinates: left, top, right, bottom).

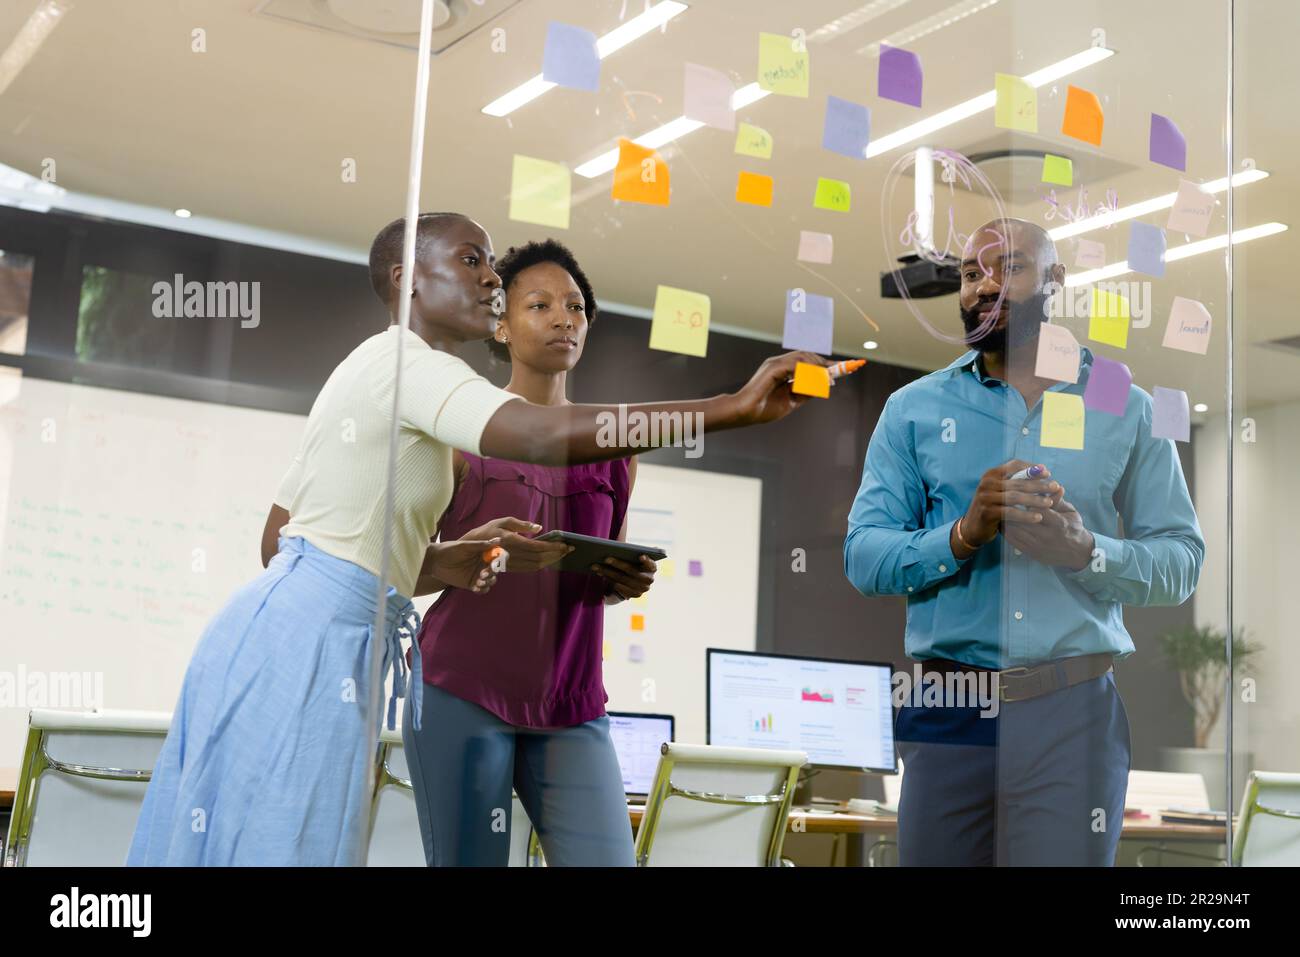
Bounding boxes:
994 73 1036 132
822 95 870 159
631 613 645 631
508 155 570 229
782 289 834 354
542 22 600 92
649 284 709 357
1152 386 1191 442
628 644 645 663
878 45 922 107
684 62 735 131
735 122 773 159
1042 154 1073 187
1075 238 1106 269
1089 288 1130 349
688 560 703 576
1150 113 1186 171
813 177 851 212
797 230 833 264
602 640 609 659
1041 392 1085 450
658 558 675 579
792 362 831 398
1083 355 1132 416
735 170 773 207
632 593 649 606
1035 323 1081 383
1167 179 1214 237
1061 85 1104 146
611 138 670 206
1162 296 1213 355
1127 221 1166 278
757 32 809 97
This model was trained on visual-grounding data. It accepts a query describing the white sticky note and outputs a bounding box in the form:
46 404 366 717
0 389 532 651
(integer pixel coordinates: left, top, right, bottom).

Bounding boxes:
797 230 833 264
1035 323 1081 383
1152 386 1191 442
683 62 735 131
1167 179 1215 237
1162 296 1213 355
1075 238 1106 269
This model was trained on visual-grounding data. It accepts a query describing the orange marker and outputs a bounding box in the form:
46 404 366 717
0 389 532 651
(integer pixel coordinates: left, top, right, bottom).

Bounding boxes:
828 358 867 381
481 545 504 564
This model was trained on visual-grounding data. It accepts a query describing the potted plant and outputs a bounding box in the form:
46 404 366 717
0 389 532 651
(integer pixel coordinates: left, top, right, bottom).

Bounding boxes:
1156 624 1261 809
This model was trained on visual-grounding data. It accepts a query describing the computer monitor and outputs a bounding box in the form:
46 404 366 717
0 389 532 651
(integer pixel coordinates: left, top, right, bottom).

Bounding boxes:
706 649 896 773
607 711 675 798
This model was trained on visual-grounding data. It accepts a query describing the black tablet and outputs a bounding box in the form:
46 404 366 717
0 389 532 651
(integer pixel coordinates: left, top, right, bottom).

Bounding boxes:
534 530 667 574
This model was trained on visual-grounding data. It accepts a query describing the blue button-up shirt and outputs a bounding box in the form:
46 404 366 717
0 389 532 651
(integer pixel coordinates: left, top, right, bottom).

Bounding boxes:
844 347 1205 669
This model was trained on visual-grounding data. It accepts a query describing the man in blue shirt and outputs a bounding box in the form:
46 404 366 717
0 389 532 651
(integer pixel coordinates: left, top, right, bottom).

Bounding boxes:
845 218 1204 865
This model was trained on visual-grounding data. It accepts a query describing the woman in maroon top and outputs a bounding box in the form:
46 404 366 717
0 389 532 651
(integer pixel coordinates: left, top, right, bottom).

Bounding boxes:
405 240 657 866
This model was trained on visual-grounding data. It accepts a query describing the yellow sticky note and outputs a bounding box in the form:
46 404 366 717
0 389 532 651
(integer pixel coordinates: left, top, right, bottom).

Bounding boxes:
658 558 675 580
602 640 609 659
508 155 570 229
1041 154 1072 187
631 614 645 631
757 32 809 97
1062 85 1104 146
632 593 649 606
813 177 851 212
1089 288 1130 349
735 122 773 159
994 73 1037 132
649 284 710 357
791 362 831 398
1041 392 1085 450
611 138 670 206
736 170 773 207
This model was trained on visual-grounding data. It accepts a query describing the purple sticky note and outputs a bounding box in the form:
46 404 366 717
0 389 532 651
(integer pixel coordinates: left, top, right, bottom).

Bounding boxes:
688 560 703 577
1083 355 1132 416
542 22 600 92
782 289 834 354
1149 114 1186 171
1152 386 1190 442
878 45 922 107
822 95 871 159
1127 221 1166 278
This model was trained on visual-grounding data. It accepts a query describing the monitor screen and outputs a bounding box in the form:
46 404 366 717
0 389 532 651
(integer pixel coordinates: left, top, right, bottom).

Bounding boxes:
607 711 675 796
706 649 896 772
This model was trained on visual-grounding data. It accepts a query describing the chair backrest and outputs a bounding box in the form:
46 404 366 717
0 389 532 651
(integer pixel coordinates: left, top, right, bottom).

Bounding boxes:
634 742 805 867
1233 771 1300 866
1126 769 1211 814
7 708 170 866
366 728 538 867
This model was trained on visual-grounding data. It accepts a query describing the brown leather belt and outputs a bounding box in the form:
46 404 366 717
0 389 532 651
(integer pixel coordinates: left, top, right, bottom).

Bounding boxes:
921 653 1113 703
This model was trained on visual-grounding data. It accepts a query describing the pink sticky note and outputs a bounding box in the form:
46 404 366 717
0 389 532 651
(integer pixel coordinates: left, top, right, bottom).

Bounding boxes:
1083 355 1132 416
797 230 833 264
1035 323 1081 383
688 560 703 576
1167 179 1215 237
683 62 735 131
1075 238 1106 269
1162 296 1213 355
1152 386 1190 442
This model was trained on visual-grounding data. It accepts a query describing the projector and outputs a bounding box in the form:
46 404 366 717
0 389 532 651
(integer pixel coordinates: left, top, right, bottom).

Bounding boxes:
880 253 961 299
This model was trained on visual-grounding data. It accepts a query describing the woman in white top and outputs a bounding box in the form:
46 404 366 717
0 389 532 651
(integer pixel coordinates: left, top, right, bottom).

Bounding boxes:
127 212 823 866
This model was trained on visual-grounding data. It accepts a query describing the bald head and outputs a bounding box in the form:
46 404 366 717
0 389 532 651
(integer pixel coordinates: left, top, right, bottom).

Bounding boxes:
964 218 1060 283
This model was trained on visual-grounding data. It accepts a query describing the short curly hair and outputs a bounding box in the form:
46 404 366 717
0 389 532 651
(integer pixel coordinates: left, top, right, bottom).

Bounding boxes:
487 239 598 363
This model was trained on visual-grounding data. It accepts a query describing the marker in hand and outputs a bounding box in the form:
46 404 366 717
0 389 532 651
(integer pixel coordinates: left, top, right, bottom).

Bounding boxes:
789 358 867 398
1008 464 1046 482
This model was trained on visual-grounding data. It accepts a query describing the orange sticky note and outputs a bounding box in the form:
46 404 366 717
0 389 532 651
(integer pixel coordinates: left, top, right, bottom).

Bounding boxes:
735 170 773 207
611 138 670 206
1061 85 1103 146
791 362 830 398
631 613 645 631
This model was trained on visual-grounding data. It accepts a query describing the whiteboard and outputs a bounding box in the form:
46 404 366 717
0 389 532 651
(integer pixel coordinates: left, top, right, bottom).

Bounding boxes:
600 464 762 746
0 374 761 764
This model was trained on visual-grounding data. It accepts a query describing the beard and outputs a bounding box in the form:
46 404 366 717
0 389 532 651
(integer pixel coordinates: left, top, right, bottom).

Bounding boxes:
960 291 1050 354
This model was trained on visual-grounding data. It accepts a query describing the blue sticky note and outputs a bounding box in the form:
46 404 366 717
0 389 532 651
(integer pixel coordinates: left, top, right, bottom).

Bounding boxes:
822 95 870 159
1149 114 1187 171
1082 355 1132 416
542 22 600 92
782 289 834 354
1152 386 1190 442
1127 221 1166 278
878 45 922 107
